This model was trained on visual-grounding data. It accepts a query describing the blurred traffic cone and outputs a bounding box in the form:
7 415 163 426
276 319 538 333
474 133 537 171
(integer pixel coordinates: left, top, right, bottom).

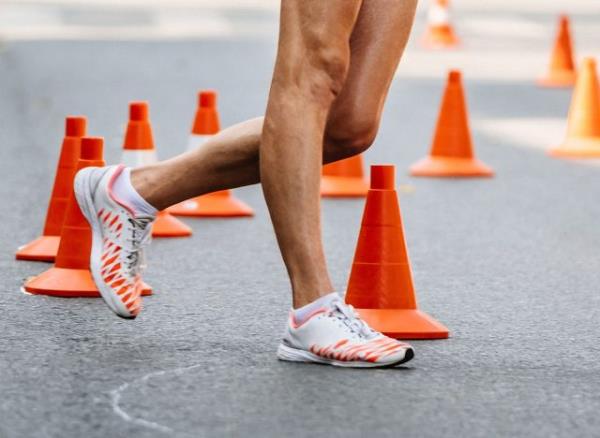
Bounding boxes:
538 15 576 88
549 57 600 157
422 0 459 49
168 90 253 217
24 137 152 297
321 155 369 197
122 101 192 237
16 116 86 262
345 165 449 339
410 70 494 177
121 101 158 167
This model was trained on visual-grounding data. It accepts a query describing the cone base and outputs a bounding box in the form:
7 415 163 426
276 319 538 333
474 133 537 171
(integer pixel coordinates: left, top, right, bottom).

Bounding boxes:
16 235 60 262
549 137 600 158
421 29 460 49
168 195 254 217
24 267 153 297
410 156 494 177
537 70 576 88
355 308 449 339
321 176 369 197
151 211 192 237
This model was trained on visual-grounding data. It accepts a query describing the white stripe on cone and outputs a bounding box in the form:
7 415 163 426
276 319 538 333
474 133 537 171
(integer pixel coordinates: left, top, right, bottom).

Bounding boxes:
186 134 212 152
121 149 158 168
428 2 450 26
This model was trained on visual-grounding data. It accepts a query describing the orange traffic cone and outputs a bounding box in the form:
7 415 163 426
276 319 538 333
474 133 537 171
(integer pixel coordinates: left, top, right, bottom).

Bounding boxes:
121 101 192 237
321 155 369 197
168 90 253 217
16 116 86 262
422 0 460 49
538 15 576 88
24 137 152 297
410 70 494 177
345 165 449 339
549 57 600 157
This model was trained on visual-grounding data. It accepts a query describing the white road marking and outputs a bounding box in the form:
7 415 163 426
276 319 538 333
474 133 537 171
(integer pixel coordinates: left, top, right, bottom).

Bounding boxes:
110 363 204 433
474 117 566 151
474 117 600 167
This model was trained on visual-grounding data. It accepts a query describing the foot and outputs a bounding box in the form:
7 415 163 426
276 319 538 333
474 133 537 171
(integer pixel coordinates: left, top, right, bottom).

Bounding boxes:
277 295 414 368
74 164 155 319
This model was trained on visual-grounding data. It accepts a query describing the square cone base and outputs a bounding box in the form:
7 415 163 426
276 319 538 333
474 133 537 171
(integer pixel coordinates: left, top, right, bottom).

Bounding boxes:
536 70 576 88
410 156 494 177
355 308 449 339
151 211 192 238
168 196 254 217
16 235 60 262
321 176 369 197
549 137 600 158
24 267 153 297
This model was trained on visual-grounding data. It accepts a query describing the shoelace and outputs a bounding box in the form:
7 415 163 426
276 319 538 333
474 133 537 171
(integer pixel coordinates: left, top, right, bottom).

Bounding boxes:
328 298 379 340
124 215 154 277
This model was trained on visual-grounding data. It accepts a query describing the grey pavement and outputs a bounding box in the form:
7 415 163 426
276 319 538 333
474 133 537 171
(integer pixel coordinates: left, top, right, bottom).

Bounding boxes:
1 3 600 438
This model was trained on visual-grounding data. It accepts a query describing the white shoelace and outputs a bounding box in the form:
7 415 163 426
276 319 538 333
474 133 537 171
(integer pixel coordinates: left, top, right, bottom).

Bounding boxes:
124 215 154 277
328 297 379 340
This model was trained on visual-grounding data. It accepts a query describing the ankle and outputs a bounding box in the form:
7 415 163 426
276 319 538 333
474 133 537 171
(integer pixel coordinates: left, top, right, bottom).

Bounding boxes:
292 283 335 308
112 167 158 217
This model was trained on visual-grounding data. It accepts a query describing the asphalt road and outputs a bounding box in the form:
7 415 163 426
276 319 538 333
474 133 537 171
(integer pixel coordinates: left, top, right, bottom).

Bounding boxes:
1 6 600 438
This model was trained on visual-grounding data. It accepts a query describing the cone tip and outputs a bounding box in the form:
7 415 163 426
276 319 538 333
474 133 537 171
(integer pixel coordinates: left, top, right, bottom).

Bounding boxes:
198 90 217 108
129 101 149 121
65 116 87 137
370 164 395 190
448 70 462 83
582 57 596 70
80 136 104 160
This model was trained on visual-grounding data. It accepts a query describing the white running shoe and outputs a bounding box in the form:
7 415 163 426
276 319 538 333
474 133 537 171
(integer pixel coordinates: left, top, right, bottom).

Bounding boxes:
277 295 414 368
74 164 155 319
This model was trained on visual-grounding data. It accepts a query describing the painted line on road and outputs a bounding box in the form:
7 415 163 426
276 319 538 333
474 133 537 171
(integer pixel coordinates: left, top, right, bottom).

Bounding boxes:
110 363 205 433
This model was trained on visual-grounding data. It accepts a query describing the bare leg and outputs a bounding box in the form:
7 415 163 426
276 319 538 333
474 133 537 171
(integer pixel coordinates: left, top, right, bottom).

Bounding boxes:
131 0 418 307
260 1 363 307
133 1 417 211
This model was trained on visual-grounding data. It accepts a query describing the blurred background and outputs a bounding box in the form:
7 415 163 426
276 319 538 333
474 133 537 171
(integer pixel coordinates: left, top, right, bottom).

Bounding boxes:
2 2 600 437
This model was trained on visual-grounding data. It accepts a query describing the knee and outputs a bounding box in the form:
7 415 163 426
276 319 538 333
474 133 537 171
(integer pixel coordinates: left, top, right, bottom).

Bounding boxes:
325 116 379 160
277 33 350 105
307 44 349 99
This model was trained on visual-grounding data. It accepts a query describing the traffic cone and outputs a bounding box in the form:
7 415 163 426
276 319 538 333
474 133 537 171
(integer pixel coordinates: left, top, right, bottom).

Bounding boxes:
24 137 152 297
121 101 192 237
410 70 494 177
538 15 576 88
168 90 253 217
345 165 449 339
16 116 86 262
549 57 600 157
422 0 459 49
321 155 369 197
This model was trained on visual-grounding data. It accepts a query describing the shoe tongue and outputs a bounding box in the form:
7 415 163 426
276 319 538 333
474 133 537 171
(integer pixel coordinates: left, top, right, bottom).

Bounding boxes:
319 292 342 310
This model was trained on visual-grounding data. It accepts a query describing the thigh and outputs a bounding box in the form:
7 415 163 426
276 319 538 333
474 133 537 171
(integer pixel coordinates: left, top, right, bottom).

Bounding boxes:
271 0 363 93
326 0 418 134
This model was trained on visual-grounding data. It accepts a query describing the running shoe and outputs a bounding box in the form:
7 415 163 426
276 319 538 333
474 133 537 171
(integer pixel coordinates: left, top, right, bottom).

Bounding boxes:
277 295 414 368
74 164 154 319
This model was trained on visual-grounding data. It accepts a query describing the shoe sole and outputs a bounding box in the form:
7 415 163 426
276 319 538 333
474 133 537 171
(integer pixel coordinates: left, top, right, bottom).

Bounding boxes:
74 168 135 320
277 343 414 368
